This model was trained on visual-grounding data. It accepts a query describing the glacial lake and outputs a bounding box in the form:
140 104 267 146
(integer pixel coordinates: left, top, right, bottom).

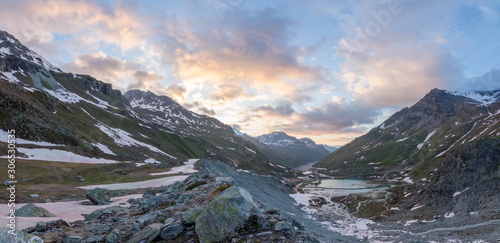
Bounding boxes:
302 179 391 197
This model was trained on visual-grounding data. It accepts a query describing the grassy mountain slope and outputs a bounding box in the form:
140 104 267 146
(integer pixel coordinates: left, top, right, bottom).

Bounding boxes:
316 88 500 180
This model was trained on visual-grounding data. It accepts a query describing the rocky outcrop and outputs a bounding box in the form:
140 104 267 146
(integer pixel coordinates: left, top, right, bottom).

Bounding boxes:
15 203 55 217
23 160 338 242
195 187 260 243
85 188 112 205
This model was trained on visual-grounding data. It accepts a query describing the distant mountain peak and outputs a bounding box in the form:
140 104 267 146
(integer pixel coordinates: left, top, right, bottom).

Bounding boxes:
0 30 62 72
255 131 330 165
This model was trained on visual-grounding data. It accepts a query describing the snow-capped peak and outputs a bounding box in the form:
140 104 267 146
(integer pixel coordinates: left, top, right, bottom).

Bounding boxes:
450 90 500 106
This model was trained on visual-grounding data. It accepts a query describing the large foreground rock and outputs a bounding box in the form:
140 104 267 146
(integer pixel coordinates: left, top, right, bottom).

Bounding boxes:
0 228 42 242
85 188 112 205
195 187 260 243
15 203 55 217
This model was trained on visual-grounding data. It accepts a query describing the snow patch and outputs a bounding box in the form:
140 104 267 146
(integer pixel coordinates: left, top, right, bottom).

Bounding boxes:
404 220 418 226
453 187 469 197
150 159 199 176
444 212 455 218
411 204 424 211
94 143 116 156
402 177 414 184
0 129 63 147
418 130 436 150
245 147 256 153
95 123 176 159
6 148 120 164
0 71 21 83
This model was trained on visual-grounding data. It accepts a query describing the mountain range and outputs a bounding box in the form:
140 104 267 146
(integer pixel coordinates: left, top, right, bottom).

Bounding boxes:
0 30 330 173
230 127 332 168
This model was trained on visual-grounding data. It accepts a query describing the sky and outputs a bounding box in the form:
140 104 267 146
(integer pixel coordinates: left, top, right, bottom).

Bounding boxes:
1 0 500 145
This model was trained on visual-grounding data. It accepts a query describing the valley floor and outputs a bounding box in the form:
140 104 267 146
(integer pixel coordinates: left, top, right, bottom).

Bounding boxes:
2 158 499 242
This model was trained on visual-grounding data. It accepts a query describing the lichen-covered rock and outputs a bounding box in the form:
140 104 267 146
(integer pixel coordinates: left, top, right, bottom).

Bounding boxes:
195 187 260 243
0 228 43 243
181 208 202 225
160 224 184 240
126 223 163 243
15 203 55 217
86 188 112 205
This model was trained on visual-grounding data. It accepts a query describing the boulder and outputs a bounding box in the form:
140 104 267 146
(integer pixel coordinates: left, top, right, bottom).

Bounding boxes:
84 206 121 221
34 221 47 232
181 208 202 225
140 195 176 212
143 188 156 199
85 188 112 205
85 235 103 243
215 177 235 185
105 229 120 243
195 187 260 243
63 236 83 243
274 221 292 231
126 223 163 243
160 224 184 240
175 193 193 203
15 203 55 217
